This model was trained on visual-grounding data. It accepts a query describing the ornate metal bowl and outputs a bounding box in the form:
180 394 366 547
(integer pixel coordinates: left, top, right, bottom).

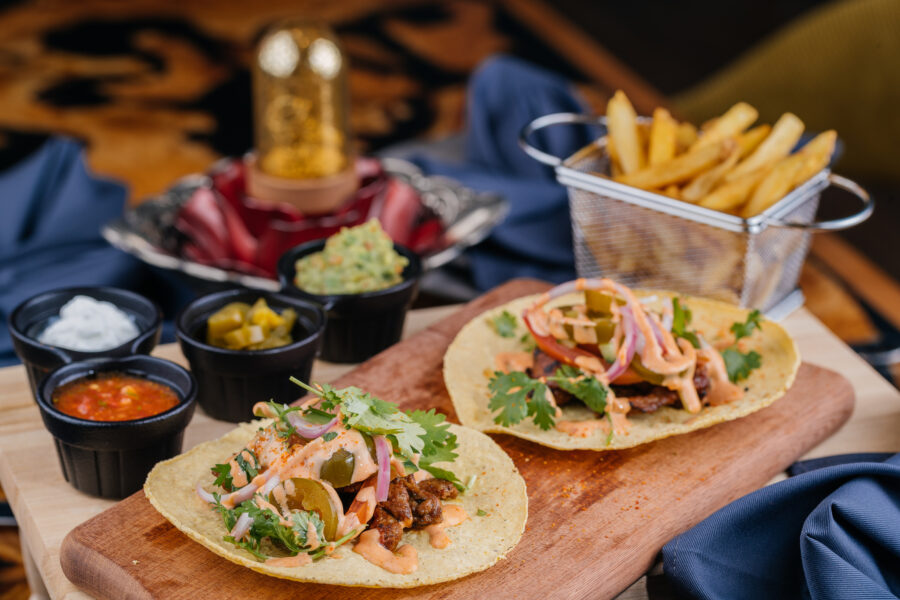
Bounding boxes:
102 158 507 292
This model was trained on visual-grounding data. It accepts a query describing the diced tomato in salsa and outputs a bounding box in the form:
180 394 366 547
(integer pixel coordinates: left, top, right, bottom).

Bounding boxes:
52 372 179 421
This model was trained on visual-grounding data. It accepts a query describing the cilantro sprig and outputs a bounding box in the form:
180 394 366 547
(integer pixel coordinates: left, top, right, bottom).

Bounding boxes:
289 378 463 490
672 298 700 349
487 367 609 431
487 310 518 338
721 310 763 383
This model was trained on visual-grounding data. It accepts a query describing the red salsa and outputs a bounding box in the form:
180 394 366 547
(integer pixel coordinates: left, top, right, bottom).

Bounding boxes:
52 372 179 421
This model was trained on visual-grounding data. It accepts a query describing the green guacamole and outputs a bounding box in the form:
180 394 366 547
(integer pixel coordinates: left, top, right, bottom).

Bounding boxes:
294 220 409 295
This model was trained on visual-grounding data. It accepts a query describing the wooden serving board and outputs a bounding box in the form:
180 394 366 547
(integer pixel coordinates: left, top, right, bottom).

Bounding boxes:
59 279 854 600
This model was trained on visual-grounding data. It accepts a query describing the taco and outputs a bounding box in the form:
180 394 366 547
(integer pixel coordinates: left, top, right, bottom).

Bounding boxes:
144 380 527 588
444 278 800 451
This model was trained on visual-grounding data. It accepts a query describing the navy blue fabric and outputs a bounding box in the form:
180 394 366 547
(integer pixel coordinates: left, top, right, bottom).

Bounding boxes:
663 453 900 599
411 55 596 289
789 452 893 476
0 138 145 366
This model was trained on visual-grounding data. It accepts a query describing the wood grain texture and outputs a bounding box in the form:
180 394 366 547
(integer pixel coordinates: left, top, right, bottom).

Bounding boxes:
60 279 854 600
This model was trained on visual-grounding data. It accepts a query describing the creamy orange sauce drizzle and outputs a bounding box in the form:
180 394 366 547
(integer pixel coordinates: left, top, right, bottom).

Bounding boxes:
574 354 605 375
353 530 418 574
265 554 311 568
547 308 568 340
228 458 247 489
272 428 377 485
697 347 744 405
424 504 468 549
307 520 320 551
495 351 533 374
348 486 377 528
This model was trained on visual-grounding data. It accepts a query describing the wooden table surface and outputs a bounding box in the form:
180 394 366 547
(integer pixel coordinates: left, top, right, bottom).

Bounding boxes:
0 304 898 600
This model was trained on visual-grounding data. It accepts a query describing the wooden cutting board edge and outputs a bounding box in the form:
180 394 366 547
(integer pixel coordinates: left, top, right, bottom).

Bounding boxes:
57 279 856 599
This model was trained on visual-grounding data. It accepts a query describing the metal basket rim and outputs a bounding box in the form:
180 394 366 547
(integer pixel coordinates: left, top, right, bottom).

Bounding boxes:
557 139 830 235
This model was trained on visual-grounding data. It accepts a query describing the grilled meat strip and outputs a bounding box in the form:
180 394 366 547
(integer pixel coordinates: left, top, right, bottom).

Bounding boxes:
367 475 459 551
527 349 574 405
529 349 711 414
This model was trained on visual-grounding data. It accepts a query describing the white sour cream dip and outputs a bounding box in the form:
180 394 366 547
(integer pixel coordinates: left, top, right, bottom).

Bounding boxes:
38 295 140 352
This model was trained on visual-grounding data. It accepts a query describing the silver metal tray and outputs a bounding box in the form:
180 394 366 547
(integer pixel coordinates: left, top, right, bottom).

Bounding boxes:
102 158 507 291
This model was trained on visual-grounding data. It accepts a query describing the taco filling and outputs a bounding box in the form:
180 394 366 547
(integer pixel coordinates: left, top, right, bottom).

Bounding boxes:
487 278 766 440
195 379 468 575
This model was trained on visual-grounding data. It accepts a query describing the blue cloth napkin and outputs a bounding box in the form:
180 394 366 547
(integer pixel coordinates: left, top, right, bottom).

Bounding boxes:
663 452 900 599
411 55 595 289
0 138 148 366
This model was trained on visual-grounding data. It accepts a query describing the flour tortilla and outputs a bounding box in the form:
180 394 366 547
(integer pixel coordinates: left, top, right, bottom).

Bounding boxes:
144 421 526 588
444 291 800 451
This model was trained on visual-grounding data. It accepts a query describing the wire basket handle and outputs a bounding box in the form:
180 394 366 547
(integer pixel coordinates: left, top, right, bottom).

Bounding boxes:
518 113 608 167
764 174 873 231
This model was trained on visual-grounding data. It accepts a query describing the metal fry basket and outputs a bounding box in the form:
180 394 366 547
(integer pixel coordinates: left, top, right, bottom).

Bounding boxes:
520 113 874 314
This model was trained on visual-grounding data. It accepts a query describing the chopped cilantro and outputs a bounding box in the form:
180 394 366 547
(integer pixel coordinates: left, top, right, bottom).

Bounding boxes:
213 495 332 562
322 432 337 442
289 378 462 489
211 448 259 491
520 332 536 352
720 310 764 382
672 298 700 348
211 462 233 491
488 371 547 428
722 348 762 383
488 310 518 338
476 509 487 517
487 367 611 431
731 310 763 341
549 365 608 414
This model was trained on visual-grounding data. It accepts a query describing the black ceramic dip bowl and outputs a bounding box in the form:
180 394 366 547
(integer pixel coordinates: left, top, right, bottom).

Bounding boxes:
277 240 421 363
9 287 163 400
37 355 197 499
176 289 325 422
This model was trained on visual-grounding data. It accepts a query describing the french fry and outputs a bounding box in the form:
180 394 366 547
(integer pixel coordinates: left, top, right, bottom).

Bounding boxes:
726 112 804 181
675 122 698 153
606 90 645 174
736 124 771 159
698 169 765 211
740 130 837 218
662 184 681 199
648 107 677 166
792 130 837 185
616 139 732 190
739 153 807 218
681 144 741 203
692 102 758 150
607 136 623 177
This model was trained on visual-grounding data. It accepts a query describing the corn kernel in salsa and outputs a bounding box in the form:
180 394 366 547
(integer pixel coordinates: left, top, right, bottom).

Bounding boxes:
52 372 179 421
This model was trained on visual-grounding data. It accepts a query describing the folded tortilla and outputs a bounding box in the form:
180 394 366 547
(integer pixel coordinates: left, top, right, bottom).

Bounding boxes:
444 291 800 451
145 421 527 587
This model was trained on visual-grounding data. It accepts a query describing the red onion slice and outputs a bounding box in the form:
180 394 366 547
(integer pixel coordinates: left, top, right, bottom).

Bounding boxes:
374 435 391 502
605 303 638 381
647 313 668 350
286 412 338 439
260 473 281 497
196 482 217 504
229 512 253 541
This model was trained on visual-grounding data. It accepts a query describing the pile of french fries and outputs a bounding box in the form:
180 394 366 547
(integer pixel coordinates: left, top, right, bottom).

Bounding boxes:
604 90 836 218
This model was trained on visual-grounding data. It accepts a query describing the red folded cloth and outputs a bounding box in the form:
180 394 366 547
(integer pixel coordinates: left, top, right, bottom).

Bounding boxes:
175 157 444 277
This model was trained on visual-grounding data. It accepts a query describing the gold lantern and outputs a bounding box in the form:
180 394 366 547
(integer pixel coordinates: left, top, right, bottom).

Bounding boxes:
247 21 356 212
